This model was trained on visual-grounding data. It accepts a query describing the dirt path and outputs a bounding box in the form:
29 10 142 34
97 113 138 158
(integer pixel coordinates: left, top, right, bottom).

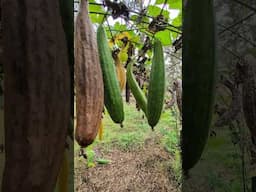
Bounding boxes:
75 139 180 192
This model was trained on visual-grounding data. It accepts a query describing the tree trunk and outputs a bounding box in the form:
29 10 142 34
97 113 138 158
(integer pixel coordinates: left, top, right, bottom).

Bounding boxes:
1 0 70 191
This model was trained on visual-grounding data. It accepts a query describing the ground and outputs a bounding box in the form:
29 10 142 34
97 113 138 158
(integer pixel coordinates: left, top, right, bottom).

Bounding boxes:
0 100 252 191
74 101 182 192
75 140 179 192
74 101 253 192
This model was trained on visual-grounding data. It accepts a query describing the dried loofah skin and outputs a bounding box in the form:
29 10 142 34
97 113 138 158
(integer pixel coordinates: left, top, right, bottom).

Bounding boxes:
2 0 70 191
75 0 104 147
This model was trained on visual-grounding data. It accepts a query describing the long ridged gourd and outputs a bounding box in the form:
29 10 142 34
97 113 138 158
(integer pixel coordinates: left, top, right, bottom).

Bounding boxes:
147 39 165 129
127 60 147 116
97 25 124 124
182 0 216 173
243 51 256 140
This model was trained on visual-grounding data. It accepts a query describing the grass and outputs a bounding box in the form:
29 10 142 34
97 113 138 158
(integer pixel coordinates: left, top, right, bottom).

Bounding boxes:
74 102 182 180
75 102 180 152
183 127 252 192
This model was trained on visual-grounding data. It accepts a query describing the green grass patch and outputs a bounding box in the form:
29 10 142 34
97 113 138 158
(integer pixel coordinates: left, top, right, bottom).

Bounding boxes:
74 103 180 152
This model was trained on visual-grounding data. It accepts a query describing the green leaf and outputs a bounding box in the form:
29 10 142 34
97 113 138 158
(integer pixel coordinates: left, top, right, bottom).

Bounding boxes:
85 148 95 161
141 16 150 24
170 31 178 42
89 0 105 24
147 50 153 58
113 22 128 31
90 14 104 23
130 14 149 25
130 35 140 44
130 15 138 21
96 158 111 164
155 0 165 4
167 0 182 10
105 29 112 39
155 0 182 10
171 11 181 27
87 162 96 168
147 5 169 19
145 58 152 66
169 11 181 41
155 30 172 46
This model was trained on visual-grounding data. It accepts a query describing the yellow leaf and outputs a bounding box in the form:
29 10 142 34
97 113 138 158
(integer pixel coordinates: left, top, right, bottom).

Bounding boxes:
118 50 128 63
87 162 96 168
98 119 103 141
115 32 131 40
108 40 114 49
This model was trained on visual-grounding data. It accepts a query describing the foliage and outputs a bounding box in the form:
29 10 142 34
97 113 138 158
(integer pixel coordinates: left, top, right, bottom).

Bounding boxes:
85 147 96 168
86 0 182 88
74 0 183 186
88 0 181 45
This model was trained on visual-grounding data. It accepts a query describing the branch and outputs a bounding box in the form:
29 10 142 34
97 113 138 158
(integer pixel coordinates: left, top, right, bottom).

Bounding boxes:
218 23 256 47
232 0 256 13
89 11 182 34
88 1 181 31
89 11 110 16
218 12 255 35
164 51 182 61
107 27 148 33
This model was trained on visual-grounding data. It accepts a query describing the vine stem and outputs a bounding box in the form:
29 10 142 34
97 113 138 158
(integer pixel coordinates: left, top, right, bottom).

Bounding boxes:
106 18 115 42
159 0 168 16
101 6 109 25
